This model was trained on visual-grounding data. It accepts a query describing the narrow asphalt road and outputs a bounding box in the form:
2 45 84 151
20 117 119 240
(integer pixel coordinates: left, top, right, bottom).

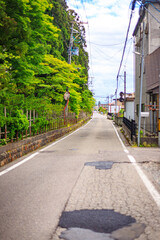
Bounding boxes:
0 113 160 240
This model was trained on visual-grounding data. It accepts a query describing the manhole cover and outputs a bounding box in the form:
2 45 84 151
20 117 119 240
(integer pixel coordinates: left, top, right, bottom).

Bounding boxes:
85 161 114 170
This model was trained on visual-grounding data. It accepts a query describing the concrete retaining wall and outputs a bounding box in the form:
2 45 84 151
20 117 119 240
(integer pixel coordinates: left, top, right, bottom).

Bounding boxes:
0 118 90 167
122 123 136 144
140 136 158 146
114 117 123 126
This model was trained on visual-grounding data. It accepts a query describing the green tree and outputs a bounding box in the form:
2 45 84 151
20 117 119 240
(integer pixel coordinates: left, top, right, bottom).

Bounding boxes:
0 0 95 141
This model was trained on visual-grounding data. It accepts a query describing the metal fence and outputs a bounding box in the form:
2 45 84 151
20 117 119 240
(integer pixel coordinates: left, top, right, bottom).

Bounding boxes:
0 107 89 144
123 117 136 141
108 113 113 117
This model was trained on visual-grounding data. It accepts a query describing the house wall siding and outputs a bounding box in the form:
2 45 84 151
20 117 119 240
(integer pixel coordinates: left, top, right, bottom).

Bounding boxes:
148 4 160 54
133 2 160 132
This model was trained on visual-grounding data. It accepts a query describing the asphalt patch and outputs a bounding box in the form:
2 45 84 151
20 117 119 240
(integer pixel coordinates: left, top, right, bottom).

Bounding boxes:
60 228 113 240
85 161 114 170
68 148 78 151
58 209 136 233
60 223 146 240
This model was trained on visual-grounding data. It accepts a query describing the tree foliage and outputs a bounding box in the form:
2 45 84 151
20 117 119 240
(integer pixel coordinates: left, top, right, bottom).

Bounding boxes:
0 0 95 132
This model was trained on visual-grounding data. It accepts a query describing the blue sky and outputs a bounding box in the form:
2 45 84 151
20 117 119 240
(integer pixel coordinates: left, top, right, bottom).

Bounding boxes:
67 0 139 103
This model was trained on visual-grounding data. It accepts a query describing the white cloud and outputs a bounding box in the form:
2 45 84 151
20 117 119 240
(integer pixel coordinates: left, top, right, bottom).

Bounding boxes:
67 0 139 103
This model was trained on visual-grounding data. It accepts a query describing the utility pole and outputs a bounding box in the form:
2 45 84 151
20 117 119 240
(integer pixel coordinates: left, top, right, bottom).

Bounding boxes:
88 77 94 87
124 70 126 112
107 96 109 112
138 22 145 147
68 22 74 64
68 21 88 64
115 0 136 116
158 73 160 147
115 79 118 115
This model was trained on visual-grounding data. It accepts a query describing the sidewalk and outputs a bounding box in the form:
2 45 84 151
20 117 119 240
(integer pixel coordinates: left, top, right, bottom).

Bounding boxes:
117 125 160 191
52 124 160 240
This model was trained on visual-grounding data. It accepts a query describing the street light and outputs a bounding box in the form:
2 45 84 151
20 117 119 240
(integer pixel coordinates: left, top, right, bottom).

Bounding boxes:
133 51 141 56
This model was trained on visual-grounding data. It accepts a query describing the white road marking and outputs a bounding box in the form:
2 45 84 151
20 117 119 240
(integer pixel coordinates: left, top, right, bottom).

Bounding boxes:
112 121 160 209
111 122 129 153
0 119 92 177
0 152 39 177
40 119 92 152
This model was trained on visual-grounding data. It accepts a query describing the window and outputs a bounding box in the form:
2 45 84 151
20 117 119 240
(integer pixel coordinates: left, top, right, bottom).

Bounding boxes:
136 104 139 116
141 103 145 112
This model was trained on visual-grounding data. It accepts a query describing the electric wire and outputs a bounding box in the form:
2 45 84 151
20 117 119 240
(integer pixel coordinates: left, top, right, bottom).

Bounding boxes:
87 24 95 82
150 2 160 13
124 38 133 66
116 10 134 83
86 39 133 47
114 0 136 108
80 0 95 84
91 44 125 63
137 0 160 24
72 0 95 85
69 0 137 99
143 5 160 24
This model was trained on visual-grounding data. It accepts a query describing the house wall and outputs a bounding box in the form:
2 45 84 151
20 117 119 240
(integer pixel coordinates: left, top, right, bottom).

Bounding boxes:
134 17 150 129
145 47 160 92
148 3 160 54
125 101 135 121
133 2 160 132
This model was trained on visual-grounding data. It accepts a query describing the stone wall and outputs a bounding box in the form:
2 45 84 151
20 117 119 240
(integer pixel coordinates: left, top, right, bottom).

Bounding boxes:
0 118 90 167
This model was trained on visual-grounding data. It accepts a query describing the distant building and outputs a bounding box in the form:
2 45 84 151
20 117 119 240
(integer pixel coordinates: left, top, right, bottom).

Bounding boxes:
108 99 123 114
107 93 135 114
99 104 108 110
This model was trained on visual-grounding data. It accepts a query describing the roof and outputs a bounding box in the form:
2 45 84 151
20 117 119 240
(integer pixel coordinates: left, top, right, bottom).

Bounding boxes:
125 97 135 102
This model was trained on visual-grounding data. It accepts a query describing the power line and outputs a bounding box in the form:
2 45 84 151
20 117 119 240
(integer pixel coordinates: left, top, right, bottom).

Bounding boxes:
115 0 136 111
90 37 133 64
80 0 95 80
137 0 160 24
150 2 160 13
86 39 133 47
124 38 133 66
71 0 95 83
91 44 125 63
116 2 135 81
